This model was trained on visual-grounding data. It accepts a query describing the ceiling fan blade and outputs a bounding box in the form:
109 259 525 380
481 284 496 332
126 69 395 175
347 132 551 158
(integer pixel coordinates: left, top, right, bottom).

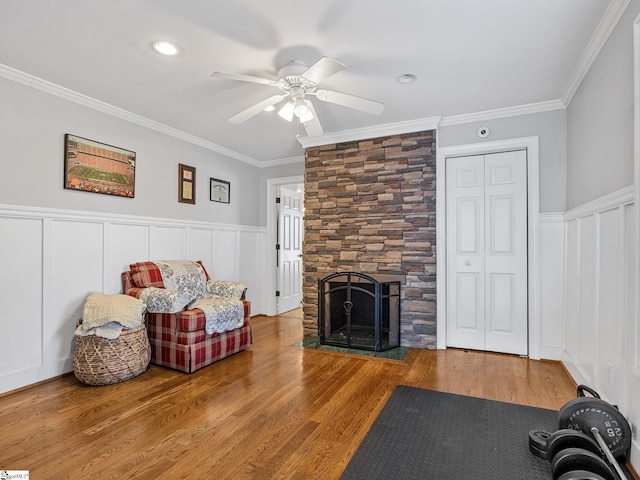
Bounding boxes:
302 101 324 137
228 94 286 124
315 88 384 115
301 57 345 84
209 71 279 87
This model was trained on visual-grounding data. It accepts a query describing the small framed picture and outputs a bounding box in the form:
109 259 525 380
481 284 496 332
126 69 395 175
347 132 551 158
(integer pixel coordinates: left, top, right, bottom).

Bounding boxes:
178 163 196 204
210 178 230 203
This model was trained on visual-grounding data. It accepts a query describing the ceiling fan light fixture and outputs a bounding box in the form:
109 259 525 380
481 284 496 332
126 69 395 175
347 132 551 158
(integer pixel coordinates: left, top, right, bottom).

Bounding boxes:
298 109 314 124
293 98 314 123
278 101 295 122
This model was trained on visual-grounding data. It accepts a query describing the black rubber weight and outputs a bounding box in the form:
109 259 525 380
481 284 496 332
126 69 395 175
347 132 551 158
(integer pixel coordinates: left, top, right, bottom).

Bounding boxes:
546 429 602 461
529 429 551 459
551 447 614 480
558 397 632 458
557 470 607 480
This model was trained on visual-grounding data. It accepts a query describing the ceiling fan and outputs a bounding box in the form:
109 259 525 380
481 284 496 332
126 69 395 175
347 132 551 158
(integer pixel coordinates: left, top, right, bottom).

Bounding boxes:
210 56 384 137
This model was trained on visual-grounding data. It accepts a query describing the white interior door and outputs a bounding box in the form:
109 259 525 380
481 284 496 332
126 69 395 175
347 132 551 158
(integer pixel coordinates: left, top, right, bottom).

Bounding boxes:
446 150 528 355
277 186 304 314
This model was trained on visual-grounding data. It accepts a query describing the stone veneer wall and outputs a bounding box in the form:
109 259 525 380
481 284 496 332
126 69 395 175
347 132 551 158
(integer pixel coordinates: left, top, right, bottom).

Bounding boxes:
302 130 436 349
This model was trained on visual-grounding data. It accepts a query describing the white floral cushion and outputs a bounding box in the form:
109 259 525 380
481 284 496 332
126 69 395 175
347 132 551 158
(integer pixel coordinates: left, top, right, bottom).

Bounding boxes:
192 295 244 334
138 287 192 314
206 280 247 299
155 260 207 302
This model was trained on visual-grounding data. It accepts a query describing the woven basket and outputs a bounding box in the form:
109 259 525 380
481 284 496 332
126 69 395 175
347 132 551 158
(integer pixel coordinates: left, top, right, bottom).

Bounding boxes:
73 324 151 386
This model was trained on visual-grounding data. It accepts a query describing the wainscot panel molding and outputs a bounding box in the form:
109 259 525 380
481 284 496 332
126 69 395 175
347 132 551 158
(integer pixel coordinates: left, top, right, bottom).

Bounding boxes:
0 204 266 395
561 186 634 407
538 213 565 360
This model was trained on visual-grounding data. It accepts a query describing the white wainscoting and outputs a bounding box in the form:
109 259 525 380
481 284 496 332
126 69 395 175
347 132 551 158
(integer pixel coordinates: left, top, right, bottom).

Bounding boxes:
0 204 266 394
538 213 565 360
562 187 635 402
562 186 638 468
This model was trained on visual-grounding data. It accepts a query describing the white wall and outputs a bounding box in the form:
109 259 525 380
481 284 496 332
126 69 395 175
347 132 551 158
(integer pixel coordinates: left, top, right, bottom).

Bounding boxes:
0 76 261 226
561 187 638 465
0 204 266 395
566 1 639 210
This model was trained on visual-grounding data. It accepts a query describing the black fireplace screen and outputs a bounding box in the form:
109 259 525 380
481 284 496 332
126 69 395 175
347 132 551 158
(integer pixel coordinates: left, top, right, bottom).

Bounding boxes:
318 272 400 352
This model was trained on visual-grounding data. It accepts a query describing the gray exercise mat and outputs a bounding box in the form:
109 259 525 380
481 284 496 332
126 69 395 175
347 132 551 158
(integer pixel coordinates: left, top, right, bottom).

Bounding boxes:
341 385 559 480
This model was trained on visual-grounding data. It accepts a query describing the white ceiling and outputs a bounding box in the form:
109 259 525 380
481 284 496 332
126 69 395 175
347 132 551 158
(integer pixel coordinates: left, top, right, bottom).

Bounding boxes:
0 0 620 165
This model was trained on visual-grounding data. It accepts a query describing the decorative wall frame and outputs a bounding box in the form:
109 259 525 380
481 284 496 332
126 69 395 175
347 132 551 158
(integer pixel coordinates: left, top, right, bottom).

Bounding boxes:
210 177 230 203
64 134 136 197
178 163 196 204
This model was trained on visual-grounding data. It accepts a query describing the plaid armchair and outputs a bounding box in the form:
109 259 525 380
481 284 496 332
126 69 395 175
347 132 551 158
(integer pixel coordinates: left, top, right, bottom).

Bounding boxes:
121 261 251 373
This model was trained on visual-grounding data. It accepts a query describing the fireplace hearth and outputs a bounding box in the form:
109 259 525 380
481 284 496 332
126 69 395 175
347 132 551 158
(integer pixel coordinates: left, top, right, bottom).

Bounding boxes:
318 272 400 352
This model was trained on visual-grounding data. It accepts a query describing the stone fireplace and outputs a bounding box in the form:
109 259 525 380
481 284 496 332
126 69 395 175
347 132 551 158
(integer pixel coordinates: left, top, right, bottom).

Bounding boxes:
302 130 437 349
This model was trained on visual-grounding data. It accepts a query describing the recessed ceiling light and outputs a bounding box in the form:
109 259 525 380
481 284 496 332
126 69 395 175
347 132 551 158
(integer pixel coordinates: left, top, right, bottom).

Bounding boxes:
152 41 179 56
397 73 417 84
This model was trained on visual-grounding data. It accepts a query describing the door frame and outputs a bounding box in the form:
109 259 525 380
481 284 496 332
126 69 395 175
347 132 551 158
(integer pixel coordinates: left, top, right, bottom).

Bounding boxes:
265 175 305 316
436 136 541 359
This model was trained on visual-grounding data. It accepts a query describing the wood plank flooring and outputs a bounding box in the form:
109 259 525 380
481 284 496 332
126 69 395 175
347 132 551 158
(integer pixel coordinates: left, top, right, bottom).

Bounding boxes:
0 310 585 479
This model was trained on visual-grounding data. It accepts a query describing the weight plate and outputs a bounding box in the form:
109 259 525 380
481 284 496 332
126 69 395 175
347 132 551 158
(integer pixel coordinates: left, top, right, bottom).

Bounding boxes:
557 470 607 480
546 429 601 461
558 397 632 458
529 429 551 459
550 447 614 480
577 385 601 399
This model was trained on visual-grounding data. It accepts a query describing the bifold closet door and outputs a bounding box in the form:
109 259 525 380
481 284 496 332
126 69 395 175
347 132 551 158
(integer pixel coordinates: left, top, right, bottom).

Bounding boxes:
446 150 528 355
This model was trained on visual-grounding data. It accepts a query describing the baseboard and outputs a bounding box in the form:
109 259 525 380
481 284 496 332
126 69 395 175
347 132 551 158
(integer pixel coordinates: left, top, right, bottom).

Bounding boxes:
538 345 562 361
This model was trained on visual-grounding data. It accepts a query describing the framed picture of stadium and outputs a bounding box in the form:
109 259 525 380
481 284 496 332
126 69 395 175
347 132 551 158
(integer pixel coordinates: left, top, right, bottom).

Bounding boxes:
63 134 136 198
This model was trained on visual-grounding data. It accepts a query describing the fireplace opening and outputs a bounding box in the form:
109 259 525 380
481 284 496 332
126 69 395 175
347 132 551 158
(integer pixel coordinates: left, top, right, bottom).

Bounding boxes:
318 272 400 352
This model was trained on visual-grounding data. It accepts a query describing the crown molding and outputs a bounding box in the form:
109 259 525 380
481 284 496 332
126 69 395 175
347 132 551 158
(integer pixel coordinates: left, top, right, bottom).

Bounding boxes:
258 154 306 167
0 60 572 166
297 117 442 149
296 97 567 149
0 63 262 167
439 99 566 126
561 0 631 105
4 0 622 172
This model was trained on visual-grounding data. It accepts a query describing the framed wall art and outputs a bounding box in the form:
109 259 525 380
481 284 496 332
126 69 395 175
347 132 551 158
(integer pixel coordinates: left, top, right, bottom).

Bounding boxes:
178 163 196 204
210 177 230 203
64 134 136 197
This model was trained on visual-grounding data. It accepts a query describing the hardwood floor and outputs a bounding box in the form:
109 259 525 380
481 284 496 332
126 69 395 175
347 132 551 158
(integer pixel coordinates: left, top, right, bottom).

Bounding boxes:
0 310 582 479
